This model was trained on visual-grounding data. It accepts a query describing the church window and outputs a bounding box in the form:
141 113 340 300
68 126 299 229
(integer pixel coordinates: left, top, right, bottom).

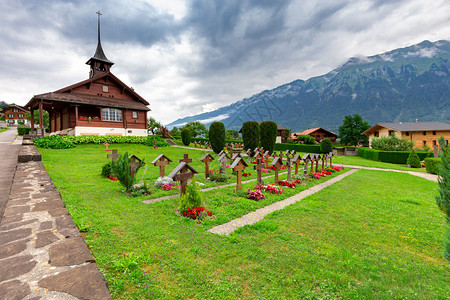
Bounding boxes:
132 111 138 119
102 108 122 122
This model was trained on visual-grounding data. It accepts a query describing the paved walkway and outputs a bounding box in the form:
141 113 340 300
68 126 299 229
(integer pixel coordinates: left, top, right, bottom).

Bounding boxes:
208 169 358 235
0 127 21 221
340 164 438 182
0 142 111 299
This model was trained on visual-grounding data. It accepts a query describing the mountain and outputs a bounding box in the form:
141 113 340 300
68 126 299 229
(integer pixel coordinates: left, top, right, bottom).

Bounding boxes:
167 40 450 133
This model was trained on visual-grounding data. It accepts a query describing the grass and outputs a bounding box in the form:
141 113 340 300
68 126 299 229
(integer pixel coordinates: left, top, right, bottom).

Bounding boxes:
331 155 427 172
0 128 9 133
39 144 449 299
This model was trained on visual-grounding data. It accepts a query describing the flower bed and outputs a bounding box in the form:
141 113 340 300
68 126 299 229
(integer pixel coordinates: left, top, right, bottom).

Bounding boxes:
243 172 251 177
246 188 265 201
277 180 296 188
183 207 213 220
161 183 180 191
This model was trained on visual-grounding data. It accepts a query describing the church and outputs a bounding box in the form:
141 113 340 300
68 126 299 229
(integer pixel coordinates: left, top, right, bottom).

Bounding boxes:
25 12 150 136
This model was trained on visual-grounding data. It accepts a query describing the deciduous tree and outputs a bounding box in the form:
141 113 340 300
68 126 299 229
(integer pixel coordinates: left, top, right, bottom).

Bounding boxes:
338 114 370 146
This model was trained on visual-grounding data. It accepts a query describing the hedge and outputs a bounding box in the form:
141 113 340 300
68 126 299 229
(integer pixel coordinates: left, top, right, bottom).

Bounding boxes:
357 147 431 164
425 157 442 174
17 127 31 136
34 135 170 147
274 143 321 153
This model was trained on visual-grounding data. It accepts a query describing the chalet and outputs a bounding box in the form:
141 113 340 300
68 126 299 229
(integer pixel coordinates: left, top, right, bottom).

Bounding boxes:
25 12 150 136
3 105 29 126
291 128 337 143
362 122 450 148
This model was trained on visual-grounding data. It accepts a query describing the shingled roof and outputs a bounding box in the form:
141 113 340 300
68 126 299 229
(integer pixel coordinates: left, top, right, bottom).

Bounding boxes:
362 122 450 135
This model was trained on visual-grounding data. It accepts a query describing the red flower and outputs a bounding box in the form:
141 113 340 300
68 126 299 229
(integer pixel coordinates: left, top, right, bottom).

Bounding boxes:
108 176 118 181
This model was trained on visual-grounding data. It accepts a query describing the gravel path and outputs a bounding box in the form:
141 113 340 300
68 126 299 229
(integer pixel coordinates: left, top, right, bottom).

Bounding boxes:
340 164 437 182
208 169 358 235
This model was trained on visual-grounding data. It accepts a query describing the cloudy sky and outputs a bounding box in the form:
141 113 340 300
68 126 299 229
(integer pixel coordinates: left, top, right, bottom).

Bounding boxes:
1 0 449 124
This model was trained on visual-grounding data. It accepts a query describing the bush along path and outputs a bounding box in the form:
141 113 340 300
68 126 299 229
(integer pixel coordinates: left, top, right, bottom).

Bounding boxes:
208 169 358 235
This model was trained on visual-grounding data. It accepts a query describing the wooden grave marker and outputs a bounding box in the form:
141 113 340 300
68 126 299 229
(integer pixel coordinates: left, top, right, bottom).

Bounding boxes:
218 153 230 174
228 147 234 157
107 149 119 163
314 154 321 172
168 162 198 196
310 154 317 173
279 151 284 162
263 151 270 167
290 150 296 156
271 157 283 183
104 142 111 151
231 152 242 161
272 151 278 158
129 155 142 179
180 153 193 164
200 153 214 178
286 155 292 181
328 152 334 167
246 149 252 162
254 158 265 184
292 154 302 174
253 151 263 161
302 154 311 174
230 157 248 191
153 140 157 149
151 154 172 177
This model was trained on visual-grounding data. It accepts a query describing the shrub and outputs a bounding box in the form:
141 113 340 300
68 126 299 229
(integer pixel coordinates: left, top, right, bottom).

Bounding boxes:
358 148 380 161
209 171 228 182
425 158 442 174
295 134 316 144
209 122 225 154
146 135 170 147
110 152 144 192
34 135 75 149
242 121 259 153
154 176 174 187
17 126 31 136
260 121 277 153
371 134 414 151
407 150 421 168
181 128 191 146
320 138 333 154
179 177 203 214
274 143 321 153
101 162 113 178
292 173 309 181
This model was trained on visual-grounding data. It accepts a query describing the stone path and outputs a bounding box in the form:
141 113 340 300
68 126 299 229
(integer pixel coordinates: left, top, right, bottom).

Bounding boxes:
340 164 438 182
0 142 111 299
208 169 358 235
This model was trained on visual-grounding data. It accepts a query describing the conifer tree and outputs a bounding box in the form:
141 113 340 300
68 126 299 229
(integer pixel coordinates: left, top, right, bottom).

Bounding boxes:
436 135 450 261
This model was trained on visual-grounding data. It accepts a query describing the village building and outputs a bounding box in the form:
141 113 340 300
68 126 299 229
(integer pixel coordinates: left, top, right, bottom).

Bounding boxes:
362 121 450 148
2 105 30 126
25 12 150 136
291 127 337 143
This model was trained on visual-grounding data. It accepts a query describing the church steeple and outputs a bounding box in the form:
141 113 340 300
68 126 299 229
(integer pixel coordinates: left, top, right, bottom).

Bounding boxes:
86 11 114 78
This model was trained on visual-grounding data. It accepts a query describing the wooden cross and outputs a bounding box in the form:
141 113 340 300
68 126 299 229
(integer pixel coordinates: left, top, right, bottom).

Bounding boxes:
129 155 141 179
107 149 119 163
286 155 292 181
291 150 296 156
230 157 248 191
315 154 321 172
254 147 259 153
328 152 334 167
253 151 263 161
151 154 172 177
263 151 270 167
228 147 234 157
194 141 197 148
254 158 264 184
271 157 283 182
168 162 198 196
231 152 242 161
292 154 302 175
279 151 284 162
180 154 192 164
219 150 227 157
246 149 252 162
200 153 214 179
153 140 157 149
285 150 291 158
272 151 278 158
218 153 229 174
104 142 111 151
302 154 311 174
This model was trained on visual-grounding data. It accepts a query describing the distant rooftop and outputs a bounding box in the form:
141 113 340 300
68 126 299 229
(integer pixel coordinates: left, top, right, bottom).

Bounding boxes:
363 121 450 134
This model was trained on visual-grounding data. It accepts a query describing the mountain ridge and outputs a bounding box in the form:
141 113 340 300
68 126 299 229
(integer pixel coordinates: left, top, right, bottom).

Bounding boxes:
167 39 450 133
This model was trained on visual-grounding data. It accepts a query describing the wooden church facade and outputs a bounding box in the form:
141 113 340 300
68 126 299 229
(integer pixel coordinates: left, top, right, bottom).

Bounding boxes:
26 13 150 136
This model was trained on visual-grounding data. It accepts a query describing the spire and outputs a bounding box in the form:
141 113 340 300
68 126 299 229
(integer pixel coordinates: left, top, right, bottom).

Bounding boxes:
86 11 113 78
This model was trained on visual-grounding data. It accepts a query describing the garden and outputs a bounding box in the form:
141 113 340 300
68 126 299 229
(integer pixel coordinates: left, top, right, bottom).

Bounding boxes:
37 140 450 299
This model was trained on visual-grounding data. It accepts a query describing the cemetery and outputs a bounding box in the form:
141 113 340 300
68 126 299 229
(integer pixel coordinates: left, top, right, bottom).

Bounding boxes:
31 136 450 299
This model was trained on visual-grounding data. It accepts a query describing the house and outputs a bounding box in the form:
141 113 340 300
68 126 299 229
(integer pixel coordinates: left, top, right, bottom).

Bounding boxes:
3 105 30 126
362 122 450 148
25 13 150 136
291 128 337 143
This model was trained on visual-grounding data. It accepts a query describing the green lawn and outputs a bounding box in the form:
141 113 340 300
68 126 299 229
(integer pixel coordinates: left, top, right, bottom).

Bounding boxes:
39 144 449 299
0 128 9 133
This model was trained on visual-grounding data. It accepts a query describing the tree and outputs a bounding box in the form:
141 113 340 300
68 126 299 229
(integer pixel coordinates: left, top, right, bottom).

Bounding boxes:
209 122 225 154
170 126 181 137
147 116 162 135
338 114 370 146
25 110 50 127
181 128 191 146
225 129 239 140
283 127 292 143
182 121 208 138
371 133 414 151
260 121 277 153
407 150 421 168
242 121 259 153
296 134 316 144
436 135 450 261
320 138 333 154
